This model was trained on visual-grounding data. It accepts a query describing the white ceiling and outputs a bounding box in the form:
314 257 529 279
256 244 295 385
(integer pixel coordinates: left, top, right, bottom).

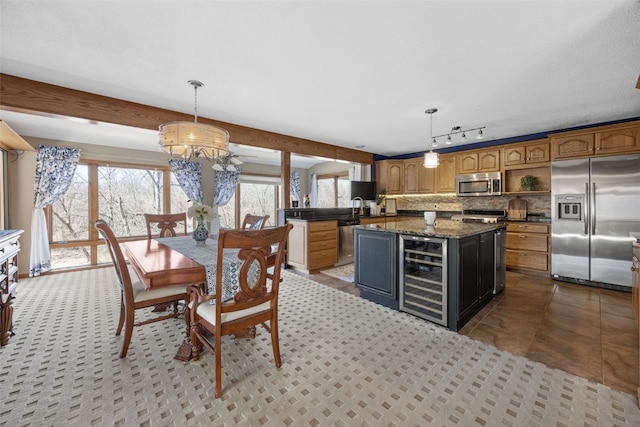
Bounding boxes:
1 1 639 164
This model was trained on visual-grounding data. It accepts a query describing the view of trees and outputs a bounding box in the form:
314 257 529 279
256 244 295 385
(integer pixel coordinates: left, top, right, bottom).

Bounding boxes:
48 162 350 270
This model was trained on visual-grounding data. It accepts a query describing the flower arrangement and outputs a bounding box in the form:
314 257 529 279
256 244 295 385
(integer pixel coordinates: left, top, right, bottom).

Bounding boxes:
187 203 216 223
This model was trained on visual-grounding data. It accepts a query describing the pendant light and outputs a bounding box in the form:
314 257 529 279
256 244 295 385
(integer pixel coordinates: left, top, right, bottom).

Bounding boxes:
159 80 230 160
424 108 439 168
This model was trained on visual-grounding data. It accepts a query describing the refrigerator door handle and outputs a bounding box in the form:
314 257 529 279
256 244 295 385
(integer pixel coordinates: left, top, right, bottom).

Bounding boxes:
591 182 596 235
584 182 589 235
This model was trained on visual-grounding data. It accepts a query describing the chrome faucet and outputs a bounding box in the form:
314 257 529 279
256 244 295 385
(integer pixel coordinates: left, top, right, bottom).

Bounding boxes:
352 197 364 216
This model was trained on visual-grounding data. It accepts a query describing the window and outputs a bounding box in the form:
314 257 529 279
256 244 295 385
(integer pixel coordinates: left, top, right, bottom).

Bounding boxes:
238 182 277 227
316 173 350 208
220 175 280 229
48 160 190 270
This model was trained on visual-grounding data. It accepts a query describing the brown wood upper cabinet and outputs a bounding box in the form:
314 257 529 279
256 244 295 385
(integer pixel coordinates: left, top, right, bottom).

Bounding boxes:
436 154 456 193
376 159 404 194
550 122 640 160
457 149 500 175
404 158 435 194
503 140 550 168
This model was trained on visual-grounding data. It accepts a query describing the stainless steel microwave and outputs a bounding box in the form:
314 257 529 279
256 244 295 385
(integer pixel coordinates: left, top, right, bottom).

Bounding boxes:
456 172 502 196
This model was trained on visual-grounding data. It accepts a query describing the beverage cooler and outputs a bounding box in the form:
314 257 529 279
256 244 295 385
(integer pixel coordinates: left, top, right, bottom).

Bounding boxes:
399 235 448 327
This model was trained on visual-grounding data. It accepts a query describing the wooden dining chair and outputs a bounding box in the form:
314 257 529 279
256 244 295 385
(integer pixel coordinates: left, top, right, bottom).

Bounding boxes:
187 223 293 398
144 212 188 238
241 213 270 230
95 219 189 358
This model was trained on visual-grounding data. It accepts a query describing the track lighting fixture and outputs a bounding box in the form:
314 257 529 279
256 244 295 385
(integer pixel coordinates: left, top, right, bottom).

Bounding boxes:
432 124 486 146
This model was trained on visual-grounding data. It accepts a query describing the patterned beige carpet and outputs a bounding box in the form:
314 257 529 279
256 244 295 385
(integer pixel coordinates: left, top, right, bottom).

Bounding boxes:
2 268 639 426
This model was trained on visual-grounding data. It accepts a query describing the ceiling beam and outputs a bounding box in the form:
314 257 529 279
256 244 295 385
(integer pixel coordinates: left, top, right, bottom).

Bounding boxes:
0 74 373 165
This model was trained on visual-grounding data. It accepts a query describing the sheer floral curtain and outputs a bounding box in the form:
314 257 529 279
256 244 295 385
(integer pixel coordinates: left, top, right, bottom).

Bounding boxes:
168 159 204 203
29 145 81 277
290 171 301 203
211 169 241 234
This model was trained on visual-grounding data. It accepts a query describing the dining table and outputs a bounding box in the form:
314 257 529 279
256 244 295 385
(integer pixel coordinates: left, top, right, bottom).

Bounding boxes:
123 235 251 361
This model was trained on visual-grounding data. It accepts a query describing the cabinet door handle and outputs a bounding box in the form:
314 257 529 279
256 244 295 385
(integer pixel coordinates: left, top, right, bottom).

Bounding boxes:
519 235 527 239
519 253 527 257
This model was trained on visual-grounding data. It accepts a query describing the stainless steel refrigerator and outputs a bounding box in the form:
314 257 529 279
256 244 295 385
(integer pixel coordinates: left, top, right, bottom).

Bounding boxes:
551 153 640 289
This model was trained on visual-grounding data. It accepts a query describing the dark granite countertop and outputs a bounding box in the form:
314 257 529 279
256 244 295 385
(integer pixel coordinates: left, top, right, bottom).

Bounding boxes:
356 219 505 239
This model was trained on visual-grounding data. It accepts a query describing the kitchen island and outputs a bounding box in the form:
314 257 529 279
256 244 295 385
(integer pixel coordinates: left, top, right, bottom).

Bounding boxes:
354 219 506 331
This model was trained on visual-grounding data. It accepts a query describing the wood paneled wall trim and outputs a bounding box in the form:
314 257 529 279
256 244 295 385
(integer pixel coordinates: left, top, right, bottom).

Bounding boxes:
0 74 372 165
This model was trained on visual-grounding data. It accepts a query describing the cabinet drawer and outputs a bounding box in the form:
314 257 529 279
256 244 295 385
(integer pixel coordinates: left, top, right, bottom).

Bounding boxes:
309 239 336 252
310 230 336 243
506 233 548 252
506 223 549 234
309 248 337 268
309 221 337 232
506 250 548 271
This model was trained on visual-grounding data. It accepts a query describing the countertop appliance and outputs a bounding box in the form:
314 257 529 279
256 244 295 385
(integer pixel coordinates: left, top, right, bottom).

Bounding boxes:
399 235 448 326
456 172 502 197
551 153 640 289
451 209 507 224
337 216 360 266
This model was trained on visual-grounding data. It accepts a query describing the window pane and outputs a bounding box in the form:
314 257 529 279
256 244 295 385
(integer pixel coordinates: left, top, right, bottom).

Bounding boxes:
337 176 350 207
170 173 195 232
98 166 163 237
239 183 277 227
317 178 335 208
52 164 89 242
218 192 236 229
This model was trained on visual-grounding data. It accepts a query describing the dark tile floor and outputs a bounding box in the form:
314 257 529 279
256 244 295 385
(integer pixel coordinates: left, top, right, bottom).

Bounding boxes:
306 269 639 396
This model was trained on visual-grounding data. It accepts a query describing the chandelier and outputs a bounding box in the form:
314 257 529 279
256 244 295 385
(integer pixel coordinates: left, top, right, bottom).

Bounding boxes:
423 108 439 168
159 80 229 160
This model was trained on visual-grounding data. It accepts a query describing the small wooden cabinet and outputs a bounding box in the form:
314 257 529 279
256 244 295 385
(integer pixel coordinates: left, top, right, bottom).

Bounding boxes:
1 230 23 346
435 154 456 193
404 158 436 194
376 160 404 194
503 139 550 168
286 220 337 273
550 123 640 160
551 133 595 159
457 149 500 174
505 222 549 274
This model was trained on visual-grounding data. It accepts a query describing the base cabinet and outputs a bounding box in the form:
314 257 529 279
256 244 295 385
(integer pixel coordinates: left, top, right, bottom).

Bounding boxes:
0 230 23 346
355 228 498 331
505 222 549 274
354 229 398 309
286 220 337 273
451 232 495 329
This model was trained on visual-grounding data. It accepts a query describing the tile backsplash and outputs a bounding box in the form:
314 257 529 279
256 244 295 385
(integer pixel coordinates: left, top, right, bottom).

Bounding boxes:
392 194 551 217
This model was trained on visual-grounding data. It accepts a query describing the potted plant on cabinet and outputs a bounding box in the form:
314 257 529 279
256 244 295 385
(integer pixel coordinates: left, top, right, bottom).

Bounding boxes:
520 175 539 191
